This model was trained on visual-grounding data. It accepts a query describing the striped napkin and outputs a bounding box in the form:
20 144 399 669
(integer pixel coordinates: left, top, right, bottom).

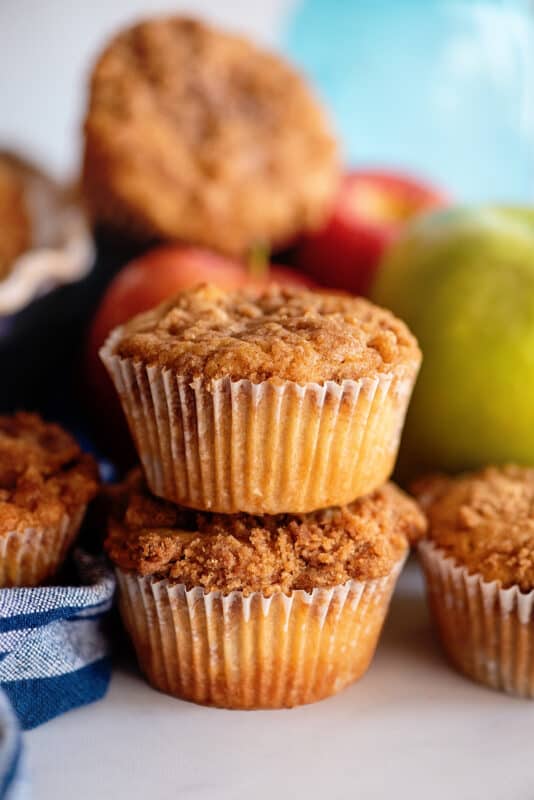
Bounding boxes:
0 550 115 795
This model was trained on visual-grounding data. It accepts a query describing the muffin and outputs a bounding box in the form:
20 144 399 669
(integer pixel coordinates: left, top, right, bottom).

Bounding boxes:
416 466 534 698
101 284 422 514
0 413 99 586
106 469 426 708
0 155 31 279
82 16 339 256
0 150 94 316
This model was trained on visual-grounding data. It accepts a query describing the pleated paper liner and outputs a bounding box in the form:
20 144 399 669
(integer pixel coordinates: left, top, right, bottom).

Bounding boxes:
418 541 534 698
101 331 420 513
0 506 86 587
115 551 407 709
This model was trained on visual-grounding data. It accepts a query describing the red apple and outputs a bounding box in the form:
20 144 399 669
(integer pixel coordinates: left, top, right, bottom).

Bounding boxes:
85 245 316 465
293 170 448 296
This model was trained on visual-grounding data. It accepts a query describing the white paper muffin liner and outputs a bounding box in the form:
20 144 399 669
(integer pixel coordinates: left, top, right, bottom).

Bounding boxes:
0 506 86 587
418 541 534 698
116 551 407 709
101 331 419 513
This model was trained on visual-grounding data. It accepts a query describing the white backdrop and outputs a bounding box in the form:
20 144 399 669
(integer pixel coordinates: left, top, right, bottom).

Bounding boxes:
0 0 294 178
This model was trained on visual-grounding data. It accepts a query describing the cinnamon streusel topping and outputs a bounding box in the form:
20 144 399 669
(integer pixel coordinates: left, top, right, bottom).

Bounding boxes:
109 284 421 384
106 470 426 595
0 413 99 533
415 465 534 591
83 16 339 255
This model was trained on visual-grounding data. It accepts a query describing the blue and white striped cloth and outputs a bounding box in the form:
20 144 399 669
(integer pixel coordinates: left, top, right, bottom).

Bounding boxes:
0 551 115 797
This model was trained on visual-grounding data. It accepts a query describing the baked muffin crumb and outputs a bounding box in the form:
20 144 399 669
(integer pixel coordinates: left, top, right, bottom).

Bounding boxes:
0 413 100 532
109 283 421 384
415 465 534 591
83 16 339 255
106 469 426 595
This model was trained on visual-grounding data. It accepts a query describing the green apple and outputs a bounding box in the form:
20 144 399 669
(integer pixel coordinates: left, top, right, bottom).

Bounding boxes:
371 206 534 479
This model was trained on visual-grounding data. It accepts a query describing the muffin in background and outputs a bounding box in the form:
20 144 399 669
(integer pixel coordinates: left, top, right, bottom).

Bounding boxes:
0 156 31 279
101 284 421 514
0 150 94 317
0 413 99 586
416 465 534 698
106 469 426 709
82 16 339 256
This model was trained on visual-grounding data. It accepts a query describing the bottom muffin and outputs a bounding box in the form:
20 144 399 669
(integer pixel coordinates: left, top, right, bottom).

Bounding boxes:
106 471 426 709
415 466 534 698
0 412 100 586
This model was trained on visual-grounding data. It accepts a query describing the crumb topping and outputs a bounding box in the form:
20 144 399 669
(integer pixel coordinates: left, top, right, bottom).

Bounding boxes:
105 469 426 594
109 284 421 384
415 465 534 592
0 413 100 533
83 16 339 255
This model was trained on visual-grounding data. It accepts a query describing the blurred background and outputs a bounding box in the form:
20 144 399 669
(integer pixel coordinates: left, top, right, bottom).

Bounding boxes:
1 0 533 200
1 0 534 474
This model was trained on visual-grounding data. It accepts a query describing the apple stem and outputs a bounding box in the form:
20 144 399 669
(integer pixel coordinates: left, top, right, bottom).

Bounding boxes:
247 242 270 279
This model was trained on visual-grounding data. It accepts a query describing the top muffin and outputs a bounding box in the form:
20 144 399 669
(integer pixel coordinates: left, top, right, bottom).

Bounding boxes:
82 16 339 255
416 465 534 591
107 284 421 384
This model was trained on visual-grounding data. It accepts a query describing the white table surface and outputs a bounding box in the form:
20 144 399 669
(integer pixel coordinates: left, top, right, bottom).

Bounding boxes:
25 560 534 800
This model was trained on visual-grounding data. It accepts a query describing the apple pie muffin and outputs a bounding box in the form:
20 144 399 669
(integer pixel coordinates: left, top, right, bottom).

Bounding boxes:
0 413 99 586
416 465 534 698
101 284 421 514
106 469 426 708
82 16 339 255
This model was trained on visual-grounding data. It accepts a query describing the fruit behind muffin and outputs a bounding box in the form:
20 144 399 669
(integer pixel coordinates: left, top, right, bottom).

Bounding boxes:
100 284 422 514
82 16 339 256
415 465 534 698
106 469 426 709
0 412 99 586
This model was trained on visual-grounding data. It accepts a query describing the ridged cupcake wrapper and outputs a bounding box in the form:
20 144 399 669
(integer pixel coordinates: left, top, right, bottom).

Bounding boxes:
116 553 406 709
101 334 418 513
0 506 86 587
418 541 534 698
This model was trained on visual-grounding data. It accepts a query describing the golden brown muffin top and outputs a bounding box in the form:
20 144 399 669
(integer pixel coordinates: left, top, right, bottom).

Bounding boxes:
415 465 534 591
105 469 426 595
0 413 100 533
108 284 421 384
82 16 339 255
0 156 31 278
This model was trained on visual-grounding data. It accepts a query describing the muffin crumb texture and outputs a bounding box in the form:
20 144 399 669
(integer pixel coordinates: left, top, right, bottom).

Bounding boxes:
111 284 421 384
106 470 426 595
83 16 339 255
415 465 534 591
0 413 99 532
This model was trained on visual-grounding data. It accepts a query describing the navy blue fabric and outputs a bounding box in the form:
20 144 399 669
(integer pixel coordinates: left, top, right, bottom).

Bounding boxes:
0 550 115 796
2 658 111 731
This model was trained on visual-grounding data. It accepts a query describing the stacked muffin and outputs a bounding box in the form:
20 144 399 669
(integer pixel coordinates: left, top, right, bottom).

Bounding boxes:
101 284 426 708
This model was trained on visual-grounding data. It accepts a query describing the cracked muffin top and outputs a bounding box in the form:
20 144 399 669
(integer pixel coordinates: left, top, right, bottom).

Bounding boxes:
105 469 426 595
105 283 421 384
0 155 31 279
0 413 100 533
415 465 534 592
82 16 339 256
